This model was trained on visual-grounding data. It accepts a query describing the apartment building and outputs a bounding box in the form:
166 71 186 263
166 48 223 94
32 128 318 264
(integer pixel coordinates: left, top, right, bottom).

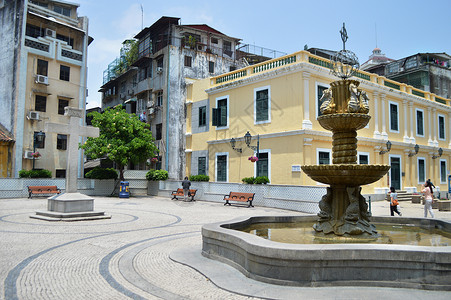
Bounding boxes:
0 0 91 177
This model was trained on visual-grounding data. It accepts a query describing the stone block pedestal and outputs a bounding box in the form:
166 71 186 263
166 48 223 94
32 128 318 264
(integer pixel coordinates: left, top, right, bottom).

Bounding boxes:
31 193 111 221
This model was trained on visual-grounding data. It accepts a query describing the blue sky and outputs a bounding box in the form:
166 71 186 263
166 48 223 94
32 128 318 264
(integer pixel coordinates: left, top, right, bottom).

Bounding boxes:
77 0 451 109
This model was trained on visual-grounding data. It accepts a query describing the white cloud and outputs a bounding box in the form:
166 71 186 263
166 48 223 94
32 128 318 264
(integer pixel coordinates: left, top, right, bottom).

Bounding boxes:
115 4 143 38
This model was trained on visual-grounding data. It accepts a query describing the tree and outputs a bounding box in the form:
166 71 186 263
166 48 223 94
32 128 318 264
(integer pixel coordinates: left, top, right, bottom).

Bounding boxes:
80 106 157 181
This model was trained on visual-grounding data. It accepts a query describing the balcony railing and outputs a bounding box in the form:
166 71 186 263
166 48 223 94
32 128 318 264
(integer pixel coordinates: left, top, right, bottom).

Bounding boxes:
61 49 82 61
211 50 450 107
25 37 50 52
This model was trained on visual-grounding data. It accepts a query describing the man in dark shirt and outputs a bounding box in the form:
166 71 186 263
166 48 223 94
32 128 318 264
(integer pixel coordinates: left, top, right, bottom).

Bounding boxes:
182 176 191 202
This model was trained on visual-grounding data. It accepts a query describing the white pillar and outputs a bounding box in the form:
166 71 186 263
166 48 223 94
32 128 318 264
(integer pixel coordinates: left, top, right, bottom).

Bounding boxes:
448 112 451 148
302 71 312 129
381 93 388 139
433 108 438 146
373 91 380 139
403 100 409 143
409 101 415 143
428 107 433 146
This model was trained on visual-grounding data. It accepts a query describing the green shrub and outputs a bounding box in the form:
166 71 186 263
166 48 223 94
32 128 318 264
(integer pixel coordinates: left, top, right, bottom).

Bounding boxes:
146 169 169 181
241 176 270 184
254 176 270 184
85 167 118 180
19 169 52 178
242 177 256 184
189 174 209 182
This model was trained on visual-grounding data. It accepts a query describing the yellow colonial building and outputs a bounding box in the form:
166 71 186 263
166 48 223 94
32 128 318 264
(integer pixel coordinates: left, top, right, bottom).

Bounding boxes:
186 50 451 196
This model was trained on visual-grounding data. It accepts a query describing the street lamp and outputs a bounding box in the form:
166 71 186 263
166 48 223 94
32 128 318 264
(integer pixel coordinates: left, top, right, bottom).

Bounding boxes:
229 137 242 153
244 131 259 158
33 131 45 169
408 144 420 157
432 147 443 159
379 140 392 155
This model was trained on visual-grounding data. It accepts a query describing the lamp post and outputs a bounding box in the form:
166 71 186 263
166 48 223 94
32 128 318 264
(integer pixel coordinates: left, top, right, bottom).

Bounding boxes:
408 144 420 157
229 137 242 153
33 131 45 169
432 147 443 159
379 140 392 155
244 131 259 158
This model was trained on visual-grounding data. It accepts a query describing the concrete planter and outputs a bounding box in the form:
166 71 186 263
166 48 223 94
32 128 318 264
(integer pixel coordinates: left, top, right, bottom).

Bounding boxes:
147 180 160 196
438 200 451 211
432 199 439 209
411 195 421 204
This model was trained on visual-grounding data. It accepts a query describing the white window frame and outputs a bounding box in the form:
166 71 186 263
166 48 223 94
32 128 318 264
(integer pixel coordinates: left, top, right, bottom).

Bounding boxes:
253 149 271 182
415 108 424 137
438 114 446 141
417 157 426 184
315 82 330 118
215 95 229 130
357 151 370 164
316 148 332 165
440 159 447 184
254 85 271 125
388 101 400 133
215 152 229 182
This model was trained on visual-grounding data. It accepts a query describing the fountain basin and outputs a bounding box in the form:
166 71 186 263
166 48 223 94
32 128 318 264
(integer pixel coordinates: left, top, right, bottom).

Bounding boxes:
301 164 390 186
318 113 371 131
202 215 451 290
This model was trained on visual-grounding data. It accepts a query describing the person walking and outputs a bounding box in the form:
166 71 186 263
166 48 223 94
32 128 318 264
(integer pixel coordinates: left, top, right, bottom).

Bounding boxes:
181 176 191 202
422 180 435 218
389 187 402 216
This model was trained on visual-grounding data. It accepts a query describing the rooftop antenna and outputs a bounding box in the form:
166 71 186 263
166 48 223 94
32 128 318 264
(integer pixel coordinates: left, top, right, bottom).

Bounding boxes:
375 23 378 48
141 4 143 30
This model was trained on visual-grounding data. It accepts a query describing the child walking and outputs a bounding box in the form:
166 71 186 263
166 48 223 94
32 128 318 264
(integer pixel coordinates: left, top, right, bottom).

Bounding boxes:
389 187 402 216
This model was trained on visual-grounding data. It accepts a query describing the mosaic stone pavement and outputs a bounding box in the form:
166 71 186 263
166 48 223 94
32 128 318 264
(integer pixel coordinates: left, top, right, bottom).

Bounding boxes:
1 196 450 299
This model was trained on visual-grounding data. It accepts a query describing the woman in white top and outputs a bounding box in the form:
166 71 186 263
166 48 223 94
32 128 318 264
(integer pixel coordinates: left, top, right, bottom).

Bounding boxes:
422 180 435 218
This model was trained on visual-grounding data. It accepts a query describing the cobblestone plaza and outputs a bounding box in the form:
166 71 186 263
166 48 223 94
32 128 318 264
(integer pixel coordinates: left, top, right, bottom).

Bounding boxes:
1 196 450 299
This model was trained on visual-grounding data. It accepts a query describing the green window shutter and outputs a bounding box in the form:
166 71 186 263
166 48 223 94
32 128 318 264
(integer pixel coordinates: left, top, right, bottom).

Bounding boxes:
418 159 425 183
217 99 227 127
417 111 423 135
256 153 268 177
390 104 398 131
198 157 206 175
256 90 268 122
212 108 219 126
217 155 227 181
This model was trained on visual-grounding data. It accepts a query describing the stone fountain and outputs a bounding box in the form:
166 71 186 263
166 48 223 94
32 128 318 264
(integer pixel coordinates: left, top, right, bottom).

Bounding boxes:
301 24 390 238
302 78 389 238
196 24 451 290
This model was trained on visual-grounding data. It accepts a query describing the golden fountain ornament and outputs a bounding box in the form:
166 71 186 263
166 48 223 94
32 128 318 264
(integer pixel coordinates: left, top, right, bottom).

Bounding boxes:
302 23 390 238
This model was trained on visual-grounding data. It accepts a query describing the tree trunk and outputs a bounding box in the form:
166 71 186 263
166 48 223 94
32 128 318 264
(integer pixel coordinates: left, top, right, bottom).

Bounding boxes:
119 165 125 181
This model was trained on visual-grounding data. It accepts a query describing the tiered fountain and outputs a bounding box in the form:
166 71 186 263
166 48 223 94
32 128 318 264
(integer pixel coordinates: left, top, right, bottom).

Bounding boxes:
301 30 390 238
200 25 451 290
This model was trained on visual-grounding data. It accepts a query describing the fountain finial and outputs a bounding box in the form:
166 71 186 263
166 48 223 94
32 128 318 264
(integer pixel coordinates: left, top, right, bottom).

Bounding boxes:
330 23 359 80
340 22 348 50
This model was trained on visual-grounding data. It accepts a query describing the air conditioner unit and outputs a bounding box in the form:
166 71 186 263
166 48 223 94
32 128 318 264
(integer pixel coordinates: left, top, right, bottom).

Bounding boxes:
35 75 49 85
128 90 134 96
45 28 56 38
27 111 40 120
24 150 34 159
156 67 163 74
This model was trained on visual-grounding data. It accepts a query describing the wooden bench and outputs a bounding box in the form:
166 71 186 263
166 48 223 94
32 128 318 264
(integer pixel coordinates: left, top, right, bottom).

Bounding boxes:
171 188 197 201
28 186 61 199
224 192 255 208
